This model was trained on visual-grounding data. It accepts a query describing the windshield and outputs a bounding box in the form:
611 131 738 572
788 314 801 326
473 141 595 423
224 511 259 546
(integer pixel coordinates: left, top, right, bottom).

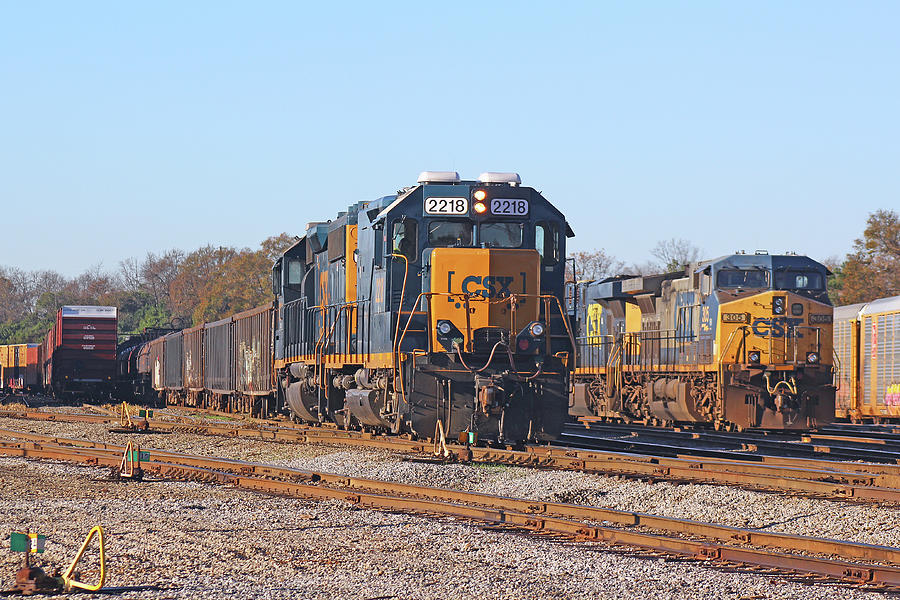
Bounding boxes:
775 270 824 290
479 223 523 248
428 221 472 247
716 269 770 289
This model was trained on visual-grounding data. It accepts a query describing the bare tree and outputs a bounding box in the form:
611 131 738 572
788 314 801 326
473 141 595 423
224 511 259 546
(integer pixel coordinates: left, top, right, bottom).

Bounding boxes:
651 238 702 273
627 260 660 276
568 249 626 281
140 249 186 310
119 257 143 293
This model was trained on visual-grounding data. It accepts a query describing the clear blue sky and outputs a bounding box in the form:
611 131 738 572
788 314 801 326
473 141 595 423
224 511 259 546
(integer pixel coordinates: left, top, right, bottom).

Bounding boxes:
2 2 897 276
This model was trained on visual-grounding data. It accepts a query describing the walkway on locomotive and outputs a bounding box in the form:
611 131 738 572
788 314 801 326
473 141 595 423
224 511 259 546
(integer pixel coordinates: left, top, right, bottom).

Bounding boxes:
273 172 576 372
575 253 834 374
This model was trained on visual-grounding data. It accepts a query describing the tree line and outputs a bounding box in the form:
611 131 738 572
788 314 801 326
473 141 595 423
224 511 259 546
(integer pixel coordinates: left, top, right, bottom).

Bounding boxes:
0 234 296 344
2 209 895 345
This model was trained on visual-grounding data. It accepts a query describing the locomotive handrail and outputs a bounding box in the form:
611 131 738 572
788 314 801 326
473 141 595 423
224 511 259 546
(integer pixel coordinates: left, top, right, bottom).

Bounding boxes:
721 325 750 365
388 253 410 399
575 334 615 371
832 348 841 391
605 340 622 400
791 326 821 365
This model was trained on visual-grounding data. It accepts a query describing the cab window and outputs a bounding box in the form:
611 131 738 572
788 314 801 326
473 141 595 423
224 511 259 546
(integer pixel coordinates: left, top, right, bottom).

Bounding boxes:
272 261 282 295
428 220 472 247
480 223 523 248
716 269 769 289
775 270 824 290
535 222 559 265
391 220 418 262
286 258 304 286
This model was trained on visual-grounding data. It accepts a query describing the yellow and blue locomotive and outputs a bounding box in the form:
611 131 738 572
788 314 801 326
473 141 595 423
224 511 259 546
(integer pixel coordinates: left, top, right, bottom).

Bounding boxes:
273 171 575 443
571 252 835 429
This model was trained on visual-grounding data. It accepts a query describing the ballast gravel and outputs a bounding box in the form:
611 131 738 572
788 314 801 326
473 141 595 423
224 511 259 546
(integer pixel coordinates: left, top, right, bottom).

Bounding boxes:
1 409 900 598
0 456 888 600
3 414 900 549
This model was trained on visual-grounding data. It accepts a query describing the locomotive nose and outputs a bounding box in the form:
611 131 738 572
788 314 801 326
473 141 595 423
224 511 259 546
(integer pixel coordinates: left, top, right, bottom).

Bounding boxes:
428 248 541 353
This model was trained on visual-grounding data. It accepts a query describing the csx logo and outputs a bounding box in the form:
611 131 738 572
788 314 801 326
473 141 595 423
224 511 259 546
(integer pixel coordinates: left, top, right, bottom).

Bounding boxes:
462 275 514 298
752 317 804 338
447 271 525 299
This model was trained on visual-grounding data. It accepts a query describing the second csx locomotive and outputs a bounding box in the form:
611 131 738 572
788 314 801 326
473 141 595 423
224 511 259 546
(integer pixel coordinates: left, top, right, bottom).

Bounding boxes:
134 172 575 443
571 253 835 429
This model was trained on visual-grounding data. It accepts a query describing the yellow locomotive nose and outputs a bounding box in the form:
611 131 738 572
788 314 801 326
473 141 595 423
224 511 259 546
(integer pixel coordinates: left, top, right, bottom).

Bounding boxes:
718 290 833 367
429 248 540 352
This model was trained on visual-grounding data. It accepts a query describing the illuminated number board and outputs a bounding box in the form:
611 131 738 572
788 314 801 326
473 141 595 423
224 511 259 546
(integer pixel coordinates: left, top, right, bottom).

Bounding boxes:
721 312 749 324
490 198 528 215
425 197 468 215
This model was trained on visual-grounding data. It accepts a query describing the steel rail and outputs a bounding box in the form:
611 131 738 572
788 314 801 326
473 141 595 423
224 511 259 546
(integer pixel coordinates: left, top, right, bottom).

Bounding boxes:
3 410 900 504
3 436 900 589
0 432 898 564
566 421 900 463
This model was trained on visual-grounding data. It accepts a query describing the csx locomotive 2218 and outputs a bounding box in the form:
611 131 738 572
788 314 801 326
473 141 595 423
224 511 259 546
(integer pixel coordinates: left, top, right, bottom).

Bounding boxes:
571 253 835 429
275 171 574 443
140 172 575 444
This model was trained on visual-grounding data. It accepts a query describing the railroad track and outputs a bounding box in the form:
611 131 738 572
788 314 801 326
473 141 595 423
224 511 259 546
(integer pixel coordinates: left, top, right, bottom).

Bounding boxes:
566 421 900 463
3 408 900 505
2 430 900 591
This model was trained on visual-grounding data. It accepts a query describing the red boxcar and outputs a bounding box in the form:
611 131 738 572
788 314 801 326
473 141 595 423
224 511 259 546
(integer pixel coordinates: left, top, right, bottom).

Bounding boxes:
42 305 117 399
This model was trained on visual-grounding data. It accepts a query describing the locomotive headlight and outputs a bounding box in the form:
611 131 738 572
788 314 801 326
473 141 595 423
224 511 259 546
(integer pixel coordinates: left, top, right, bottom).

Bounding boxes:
791 303 804 316
473 201 487 214
529 322 545 337
806 351 820 365
473 190 486 201
748 350 761 363
437 321 453 335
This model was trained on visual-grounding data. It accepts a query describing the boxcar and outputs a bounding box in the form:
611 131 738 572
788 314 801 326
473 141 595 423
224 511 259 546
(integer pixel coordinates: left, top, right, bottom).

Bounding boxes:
0 344 41 392
42 305 117 399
